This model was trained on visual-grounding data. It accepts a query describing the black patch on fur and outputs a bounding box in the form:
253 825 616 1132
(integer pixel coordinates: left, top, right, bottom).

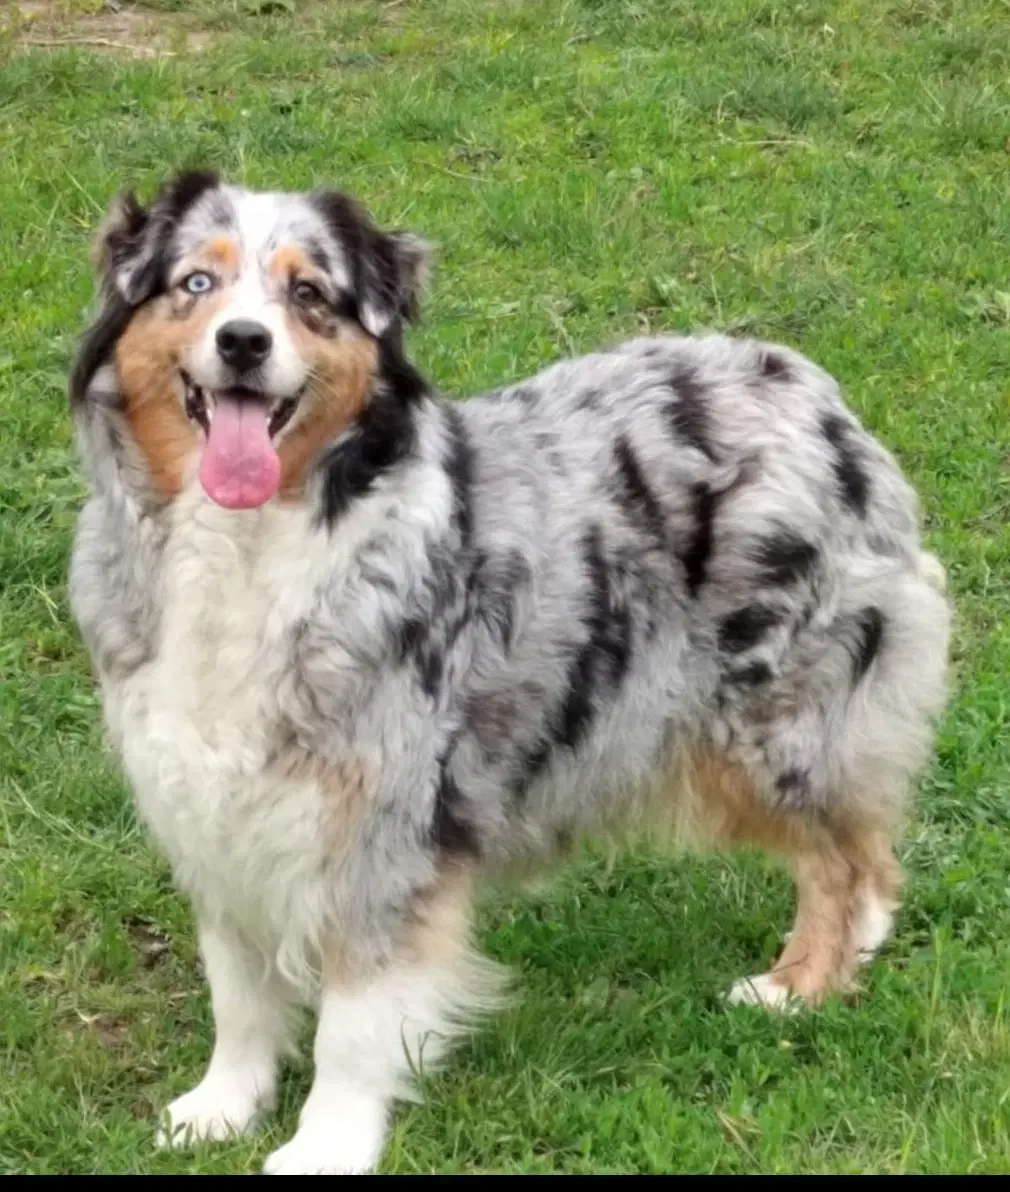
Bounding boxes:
420 651 444 697
612 435 666 546
852 606 885 683
680 482 717 597
761 351 792 381
821 414 870 517
311 189 422 329
442 403 474 549
776 768 810 796
331 291 361 324
731 660 773 686
311 190 376 311
395 552 461 700
69 290 134 407
161 168 220 219
390 406 479 698
319 334 425 527
553 526 632 750
669 364 706 404
719 604 781 653
754 530 818 586
432 764 480 857
397 617 425 659
124 169 221 302
519 738 551 787
665 367 716 461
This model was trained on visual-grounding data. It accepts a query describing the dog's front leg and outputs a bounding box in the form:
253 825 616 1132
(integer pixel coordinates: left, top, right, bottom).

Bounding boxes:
157 917 291 1147
263 874 496 1175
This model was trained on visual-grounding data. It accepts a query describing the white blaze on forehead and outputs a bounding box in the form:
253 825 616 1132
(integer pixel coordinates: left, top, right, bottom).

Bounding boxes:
181 187 352 403
174 186 354 295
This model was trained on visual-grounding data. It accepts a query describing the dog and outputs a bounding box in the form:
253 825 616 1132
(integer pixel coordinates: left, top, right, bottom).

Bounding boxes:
68 170 951 1173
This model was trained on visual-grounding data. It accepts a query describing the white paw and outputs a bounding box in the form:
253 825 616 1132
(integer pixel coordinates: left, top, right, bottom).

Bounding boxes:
852 892 894 962
726 972 803 1013
263 1126 383 1176
155 1079 264 1147
263 1095 386 1175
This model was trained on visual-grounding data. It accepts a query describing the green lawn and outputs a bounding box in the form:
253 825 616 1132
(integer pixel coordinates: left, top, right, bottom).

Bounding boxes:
2 0 1009 1174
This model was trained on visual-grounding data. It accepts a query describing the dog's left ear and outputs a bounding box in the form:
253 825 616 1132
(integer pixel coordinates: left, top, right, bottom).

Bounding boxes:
358 229 432 339
312 190 432 339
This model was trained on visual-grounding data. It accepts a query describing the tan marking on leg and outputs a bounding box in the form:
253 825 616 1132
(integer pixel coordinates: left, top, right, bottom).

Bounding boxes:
765 841 855 1002
404 865 476 969
678 748 903 1006
267 748 378 855
674 748 809 853
319 757 378 855
319 862 498 1005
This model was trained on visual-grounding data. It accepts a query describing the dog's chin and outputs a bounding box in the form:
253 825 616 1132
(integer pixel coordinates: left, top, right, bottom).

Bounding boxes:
180 372 303 440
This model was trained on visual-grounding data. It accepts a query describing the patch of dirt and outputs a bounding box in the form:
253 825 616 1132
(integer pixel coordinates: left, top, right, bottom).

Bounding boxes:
125 914 173 968
9 2 215 58
73 1008 133 1051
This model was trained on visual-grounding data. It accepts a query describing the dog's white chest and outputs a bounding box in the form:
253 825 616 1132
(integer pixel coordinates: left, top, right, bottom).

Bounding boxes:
109 495 333 938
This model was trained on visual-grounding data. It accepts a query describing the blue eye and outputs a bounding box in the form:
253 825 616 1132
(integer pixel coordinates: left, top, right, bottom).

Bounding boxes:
183 272 214 295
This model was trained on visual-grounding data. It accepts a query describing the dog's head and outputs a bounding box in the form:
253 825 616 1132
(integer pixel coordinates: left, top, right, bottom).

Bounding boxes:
71 170 429 509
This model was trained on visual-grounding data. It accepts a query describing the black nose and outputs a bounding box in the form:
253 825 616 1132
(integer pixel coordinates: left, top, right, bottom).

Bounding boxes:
216 319 273 372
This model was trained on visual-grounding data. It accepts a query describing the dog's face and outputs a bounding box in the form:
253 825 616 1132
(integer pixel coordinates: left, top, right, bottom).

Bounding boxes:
73 171 428 508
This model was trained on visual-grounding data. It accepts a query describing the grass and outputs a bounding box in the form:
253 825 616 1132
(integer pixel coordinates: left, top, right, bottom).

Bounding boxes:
2 0 1010 1174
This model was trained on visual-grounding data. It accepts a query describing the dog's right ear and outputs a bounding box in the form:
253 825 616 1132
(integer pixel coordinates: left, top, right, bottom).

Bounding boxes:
91 190 161 306
91 169 221 306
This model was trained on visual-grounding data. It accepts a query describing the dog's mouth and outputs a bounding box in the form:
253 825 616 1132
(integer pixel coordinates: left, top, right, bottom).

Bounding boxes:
182 373 303 510
182 374 300 439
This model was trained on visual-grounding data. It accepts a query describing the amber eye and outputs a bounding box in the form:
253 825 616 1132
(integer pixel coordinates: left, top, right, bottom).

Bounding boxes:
292 279 325 305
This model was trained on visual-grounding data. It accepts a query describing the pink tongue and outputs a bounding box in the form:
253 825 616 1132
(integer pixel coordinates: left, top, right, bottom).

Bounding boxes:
199 394 281 510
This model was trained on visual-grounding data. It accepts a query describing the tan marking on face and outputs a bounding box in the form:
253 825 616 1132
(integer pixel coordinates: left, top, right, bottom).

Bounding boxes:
277 319 379 499
264 242 381 499
174 236 241 284
269 243 316 285
204 236 240 274
115 293 226 498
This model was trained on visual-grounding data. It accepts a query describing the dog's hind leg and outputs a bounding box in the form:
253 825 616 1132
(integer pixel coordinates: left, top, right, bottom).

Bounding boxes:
701 554 949 1010
680 750 904 1010
726 814 901 1010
